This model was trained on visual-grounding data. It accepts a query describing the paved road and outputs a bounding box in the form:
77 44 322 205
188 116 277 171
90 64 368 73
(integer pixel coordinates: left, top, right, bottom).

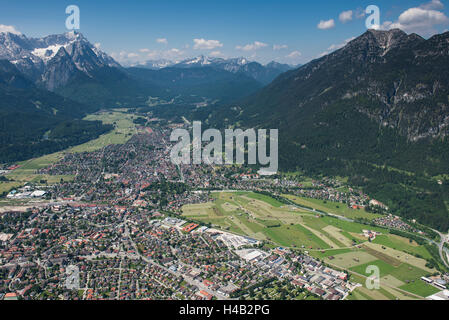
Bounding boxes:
434 230 449 269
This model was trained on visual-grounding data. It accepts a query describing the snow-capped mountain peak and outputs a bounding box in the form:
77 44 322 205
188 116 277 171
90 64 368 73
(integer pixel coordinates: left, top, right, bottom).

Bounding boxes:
177 55 217 67
0 31 120 89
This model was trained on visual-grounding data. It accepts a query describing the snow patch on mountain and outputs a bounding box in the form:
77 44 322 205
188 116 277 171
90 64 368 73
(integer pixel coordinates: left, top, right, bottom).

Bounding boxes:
31 44 64 62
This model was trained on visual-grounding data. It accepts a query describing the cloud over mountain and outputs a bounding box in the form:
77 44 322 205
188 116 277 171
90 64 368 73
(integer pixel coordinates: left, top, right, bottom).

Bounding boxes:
193 38 223 50
0 24 21 35
236 41 268 51
339 10 353 23
156 38 168 45
382 0 449 35
317 19 336 30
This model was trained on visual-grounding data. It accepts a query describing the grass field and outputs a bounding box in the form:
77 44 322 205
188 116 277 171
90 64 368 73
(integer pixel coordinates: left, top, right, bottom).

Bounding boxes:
348 256 438 298
322 225 353 247
329 251 378 268
399 280 441 297
363 242 434 273
283 194 382 220
348 286 394 300
183 191 334 247
0 181 23 195
372 234 433 261
72 110 137 153
349 274 422 300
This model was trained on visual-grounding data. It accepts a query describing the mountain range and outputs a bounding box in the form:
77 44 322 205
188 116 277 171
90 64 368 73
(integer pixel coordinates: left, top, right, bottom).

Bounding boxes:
0 30 293 163
0 31 294 106
0 31 119 90
137 56 296 85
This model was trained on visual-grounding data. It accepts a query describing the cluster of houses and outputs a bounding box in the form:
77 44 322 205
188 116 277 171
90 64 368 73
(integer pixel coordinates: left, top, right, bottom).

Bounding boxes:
373 214 423 234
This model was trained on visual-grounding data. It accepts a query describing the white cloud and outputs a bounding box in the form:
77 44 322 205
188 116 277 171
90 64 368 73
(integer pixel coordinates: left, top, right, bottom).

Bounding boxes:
111 47 185 66
286 51 302 59
0 24 21 35
317 19 336 30
193 38 223 50
236 41 268 51
110 51 127 61
168 48 182 54
156 38 168 45
146 48 184 60
209 51 224 57
94 43 101 49
319 37 356 57
273 44 288 50
339 10 353 23
355 7 366 19
145 51 158 59
382 1 449 35
420 0 444 10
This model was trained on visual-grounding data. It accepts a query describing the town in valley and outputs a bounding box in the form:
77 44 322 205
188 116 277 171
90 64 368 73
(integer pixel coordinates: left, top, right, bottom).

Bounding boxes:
0 110 448 301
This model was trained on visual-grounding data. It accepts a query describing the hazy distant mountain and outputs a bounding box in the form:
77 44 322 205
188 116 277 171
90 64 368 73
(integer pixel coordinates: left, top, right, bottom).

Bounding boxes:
126 66 263 103
137 55 296 85
136 59 175 70
202 29 449 231
174 56 296 84
2 32 288 107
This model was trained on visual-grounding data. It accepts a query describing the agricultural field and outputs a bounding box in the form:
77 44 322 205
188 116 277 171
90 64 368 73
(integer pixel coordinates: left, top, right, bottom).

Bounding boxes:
372 234 433 261
182 191 444 300
183 191 331 247
325 243 439 299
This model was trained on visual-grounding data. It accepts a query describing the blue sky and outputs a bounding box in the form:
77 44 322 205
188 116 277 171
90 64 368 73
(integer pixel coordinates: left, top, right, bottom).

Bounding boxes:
1 0 449 65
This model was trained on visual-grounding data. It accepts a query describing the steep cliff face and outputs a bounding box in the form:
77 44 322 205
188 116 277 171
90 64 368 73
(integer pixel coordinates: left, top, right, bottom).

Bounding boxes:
0 31 121 90
41 47 79 91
